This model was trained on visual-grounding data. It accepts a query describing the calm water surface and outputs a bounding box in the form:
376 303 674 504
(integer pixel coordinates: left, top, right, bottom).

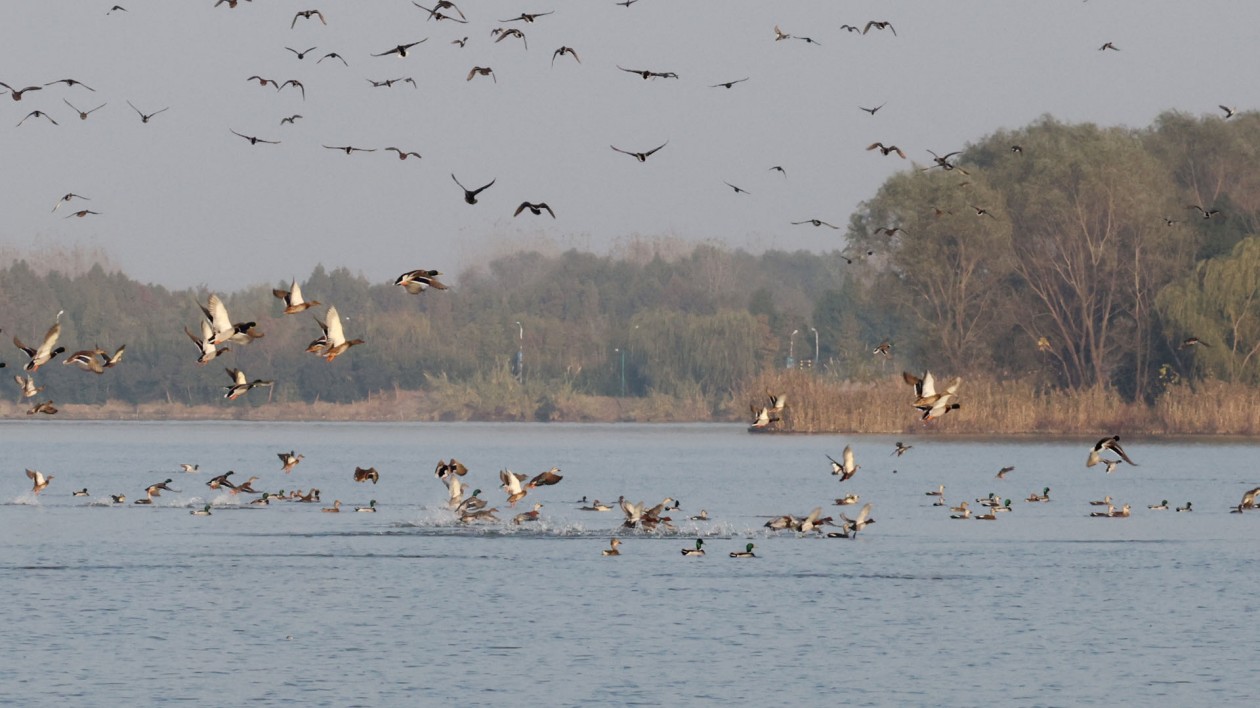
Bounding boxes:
2 421 1258 706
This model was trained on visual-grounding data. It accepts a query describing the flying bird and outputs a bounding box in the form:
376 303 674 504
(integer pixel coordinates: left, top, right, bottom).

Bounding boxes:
63 99 106 120
126 101 168 123
452 174 495 203
273 280 320 314
395 269 447 294
710 77 749 89
17 110 58 126
1178 337 1208 349
500 11 554 22
64 209 101 219
467 66 496 82
552 46 580 66
866 142 905 158
828 446 859 481
279 79 305 99
280 114 303 125
323 145 375 154
1187 204 1220 219
27 400 58 416
318 52 349 66
791 219 839 229
863 20 896 35
1219 105 1238 119
514 202 555 218
248 75 280 89
492 28 527 49
617 66 677 79
278 451 304 473
385 147 422 160
313 304 364 362
51 193 90 213
1086 435 1138 468
1098 42 1119 51
26 469 54 494
0 82 42 100
610 141 668 162
859 102 886 115
414 1 466 21
230 129 280 145
373 40 428 58
14 313 65 372
291 10 326 28
285 46 317 59
200 293 262 345
223 367 273 400
723 182 750 195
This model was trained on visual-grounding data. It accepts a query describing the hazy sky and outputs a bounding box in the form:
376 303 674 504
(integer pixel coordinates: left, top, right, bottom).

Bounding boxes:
1 1 1256 290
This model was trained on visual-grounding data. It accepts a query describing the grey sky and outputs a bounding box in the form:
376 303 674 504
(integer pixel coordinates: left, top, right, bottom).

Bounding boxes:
1 1 1255 290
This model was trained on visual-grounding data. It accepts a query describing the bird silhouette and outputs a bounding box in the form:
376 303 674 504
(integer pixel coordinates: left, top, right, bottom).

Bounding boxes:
611 141 668 162
452 174 495 204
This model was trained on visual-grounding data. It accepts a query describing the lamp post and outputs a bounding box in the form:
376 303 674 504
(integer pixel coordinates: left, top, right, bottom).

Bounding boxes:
810 326 819 368
787 329 799 369
614 348 626 397
514 321 524 384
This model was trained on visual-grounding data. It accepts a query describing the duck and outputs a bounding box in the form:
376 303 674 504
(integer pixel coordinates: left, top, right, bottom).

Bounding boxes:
1239 487 1260 510
72 488 89 497
579 499 611 511
312 305 364 362
250 492 272 506
24 469 53 494
13 374 43 399
466 66 496 83
133 494 154 505
893 441 913 457
1148 500 1169 510
833 494 859 506
681 539 705 557
552 46 580 66
460 507 499 523
1090 504 1115 518
601 538 621 556
298 488 321 503
64 347 108 374
451 174 495 204
145 479 176 496
1025 487 1050 503
925 485 945 498
512 502 543 525
834 503 875 538
28 399 59 416
455 489 487 513
1090 495 1113 506
205 472 235 491
353 466 380 484
729 543 756 558
689 509 710 520
828 446 859 481
180 463 199 473
528 467 563 488
993 499 1013 512
514 202 555 218
950 501 969 513
372 40 428 58
395 269 448 294
1176 502 1193 512
234 477 260 494
975 508 998 521
1086 435 1138 468
200 294 263 346
185 318 230 365
190 504 212 516
951 508 972 520
322 500 342 513
278 451 304 473
500 469 528 506
610 141 669 162
492 28 527 49
1111 504 1132 517
355 500 378 513
111 494 126 504
223 367 273 400
273 280 320 315
793 507 826 533
14 313 66 372
996 466 1015 479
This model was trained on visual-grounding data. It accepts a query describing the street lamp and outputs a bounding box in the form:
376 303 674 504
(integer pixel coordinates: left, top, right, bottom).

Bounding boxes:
514 321 524 384
614 348 626 397
810 326 819 367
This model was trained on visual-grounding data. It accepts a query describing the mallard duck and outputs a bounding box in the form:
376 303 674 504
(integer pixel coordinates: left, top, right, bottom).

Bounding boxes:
455 489 486 513
492 28 527 48
180 463 199 473
111 494 126 504
514 201 555 218
610 141 668 162
394 269 448 295
1090 504 1115 518
372 40 428 58
460 507 499 523
26 400 58 415
1239 487 1260 510
185 319 230 365
730 543 756 558
312 305 364 362
580 499 611 511
1086 435 1138 468
681 539 705 556
835 503 875 538
749 405 779 429
13 374 43 399
451 174 495 204
277 451 303 473
134 494 153 505
828 446 859 481
689 509 710 520
353 466 380 484
1025 487 1050 503
1148 500 1168 510
322 500 342 513
601 538 621 556
355 500 377 513
234 477 260 494
24 469 53 494
1090 495 1113 506
620 497 646 527
950 501 969 513
996 466 1014 479
14 313 65 372
893 441 913 457
1111 504 1132 517
528 467 563 488
191 504 212 516
993 499 1013 512
551 46 580 66
1176 502 1193 512
205 472 235 491
951 507 972 519
223 367 273 400
834 494 859 506
500 469 528 506
64 347 107 374
201 294 262 346
466 66 496 83
512 502 543 525
794 507 826 533
251 492 272 506
72 488 89 497
273 280 320 314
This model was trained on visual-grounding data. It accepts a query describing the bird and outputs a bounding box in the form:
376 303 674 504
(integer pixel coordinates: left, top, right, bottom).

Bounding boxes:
17 110 58 126
791 219 839 229
723 182 751 195
51 193 90 213
223 368 273 400
180 464 199 473
1025 487 1051 503
373 40 428 58
285 46 318 59
1148 500 1169 510
279 79 305 100
1086 435 1137 468
601 538 621 556
230 129 280 145
710 77 749 89
793 35 822 45
64 347 108 374
26 469 53 494
996 466 1015 479
247 75 280 89
148 479 177 496
767 392 786 413
528 467 564 488
312 305 364 362
0 82 42 100
367 77 416 88
1176 502 1193 512
1098 42 1119 51
356 500 378 512
500 11 554 22
873 340 893 358
836 503 874 538
111 494 126 504
14 313 65 372
840 24 860 33
730 543 756 558
514 202 555 218
395 269 447 294
201 293 262 345
925 149 966 172
318 52 349 66
191 504 213 516
1219 105 1238 119
278 451 304 473
866 142 906 158
452 174 495 204
455 489 486 514
828 446 859 481
414 1 466 21
834 494 859 506
385 147 422 160
512 502 544 525
545 46 581 67
73 488 89 497
500 468 528 506
185 319 230 365
681 539 705 556
291 10 326 28
322 500 342 513
323 145 375 155
1187 204 1221 220
467 66 496 83
1090 495 1113 507
859 103 886 115
353 467 380 484
1178 337 1208 349
863 20 896 35
611 141 668 162
892 441 912 456
769 165 787 177
126 101 168 123
63 99 106 120
970 205 997 219
273 280 320 314
107 5 127 14
492 28 528 49
63 209 100 219
773 25 790 41
13 374 43 399
451 37 468 47
748 405 779 429
1240 487 1260 510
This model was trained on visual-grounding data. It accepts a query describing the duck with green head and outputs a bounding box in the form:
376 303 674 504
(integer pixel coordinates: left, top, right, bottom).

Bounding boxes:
191 504 212 516
729 543 756 558
681 538 705 556
356 500 377 512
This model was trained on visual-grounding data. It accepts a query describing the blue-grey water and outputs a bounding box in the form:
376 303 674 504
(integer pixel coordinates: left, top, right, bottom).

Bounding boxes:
2 421 1258 706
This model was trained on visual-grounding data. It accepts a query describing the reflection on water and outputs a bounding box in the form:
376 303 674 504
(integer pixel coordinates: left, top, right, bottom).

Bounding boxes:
1 421 1257 705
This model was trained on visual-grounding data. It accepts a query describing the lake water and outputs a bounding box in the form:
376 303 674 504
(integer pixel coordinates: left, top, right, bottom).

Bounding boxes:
2 421 1258 706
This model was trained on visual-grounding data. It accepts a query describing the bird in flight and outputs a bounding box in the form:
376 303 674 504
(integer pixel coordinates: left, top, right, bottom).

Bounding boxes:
1187 204 1220 220
724 182 750 195
64 209 101 219
1086 435 1137 468
710 77 749 89
385 147 422 160
63 99 106 120
859 102 886 115
127 101 168 123
493 28 528 49
286 46 318 60
279 79 305 99
280 114 303 125
45 78 95 91
1219 105 1238 119
17 110 58 126
467 66 496 83
51 193 90 213
452 174 495 204
231 129 280 145
500 11 554 23
395 269 447 294
863 20 896 36
866 142 905 158
618 66 678 80
0 82 42 100
373 40 428 58
1098 42 1119 51
514 202 555 218
318 52 349 66
610 141 668 162
323 145 375 155
414 1 466 21
292 10 326 28
792 219 839 229
769 165 787 177
552 46 580 66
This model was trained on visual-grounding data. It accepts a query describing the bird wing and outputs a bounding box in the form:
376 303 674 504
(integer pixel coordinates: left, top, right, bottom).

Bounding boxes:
644 140 669 156
36 322 62 359
289 280 305 305
843 445 856 474
500 469 522 494
323 305 345 346
206 294 233 336
855 502 872 525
